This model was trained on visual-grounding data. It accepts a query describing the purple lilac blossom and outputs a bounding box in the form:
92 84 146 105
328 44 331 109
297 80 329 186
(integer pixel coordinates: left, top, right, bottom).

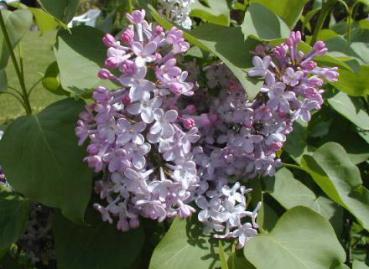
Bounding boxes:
76 10 200 232
190 31 338 247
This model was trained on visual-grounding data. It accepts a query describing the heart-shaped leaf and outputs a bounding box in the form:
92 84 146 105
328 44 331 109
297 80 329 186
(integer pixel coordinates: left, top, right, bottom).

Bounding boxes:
301 142 369 231
0 98 92 223
245 207 347 269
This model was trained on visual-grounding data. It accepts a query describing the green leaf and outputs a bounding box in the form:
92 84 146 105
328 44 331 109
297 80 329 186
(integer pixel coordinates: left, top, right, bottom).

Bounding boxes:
353 260 369 269
241 3 290 41
266 168 343 233
28 7 62 34
267 168 318 209
0 9 33 69
150 218 221 269
0 190 30 248
328 92 369 130
55 26 110 95
38 0 80 23
0 99 92 223
244 207 346 269
331 65 369 96
284 121 311 162
190 0 230 26
149 5 262 99
53 213 144 269
250 0 308 28
301 142 369 231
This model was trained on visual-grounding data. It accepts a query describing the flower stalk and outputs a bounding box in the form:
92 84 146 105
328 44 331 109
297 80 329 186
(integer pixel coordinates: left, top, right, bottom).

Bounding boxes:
0 11 32 115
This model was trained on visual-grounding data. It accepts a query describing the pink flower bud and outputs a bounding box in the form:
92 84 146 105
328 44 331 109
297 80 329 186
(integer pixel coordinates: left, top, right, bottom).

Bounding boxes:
121 28 134 44
98 69 114 80
103 34 116 47
105 57 120 68
313 41 328 55
183 118 196 129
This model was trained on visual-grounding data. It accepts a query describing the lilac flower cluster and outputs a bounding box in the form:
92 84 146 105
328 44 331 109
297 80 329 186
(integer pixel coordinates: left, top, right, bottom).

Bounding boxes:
190 31 338 246
76 10 200 231
76 9 338 248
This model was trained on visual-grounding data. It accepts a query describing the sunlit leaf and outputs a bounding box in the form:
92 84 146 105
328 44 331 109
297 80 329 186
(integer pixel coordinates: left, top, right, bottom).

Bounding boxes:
245 207 347 269
241 3 290 41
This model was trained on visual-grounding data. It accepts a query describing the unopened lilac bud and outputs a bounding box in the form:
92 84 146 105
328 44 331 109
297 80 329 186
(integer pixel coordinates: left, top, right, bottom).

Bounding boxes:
121 28 134 44
313 41 328 55
105 57 120 68
103 34 116 47
98 68 114 80
183 118 196 129
155 25 164 35
301 60 317 71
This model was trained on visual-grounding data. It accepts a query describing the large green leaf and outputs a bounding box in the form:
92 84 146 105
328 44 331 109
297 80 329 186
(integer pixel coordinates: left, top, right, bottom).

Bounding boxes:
266 168 317 210
301 143 369 231
190 0 230 26
328 92 369 130
266 168 343 233
55 26 109 95
0 9 33 69
38 0 80 23
250 0 308 28
244 207 346 269
241 3 290 41
331 65 369 96
0 99 92 223
0 189 30 248
53 212 144 269
149 5 262 99
150 218 222 269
